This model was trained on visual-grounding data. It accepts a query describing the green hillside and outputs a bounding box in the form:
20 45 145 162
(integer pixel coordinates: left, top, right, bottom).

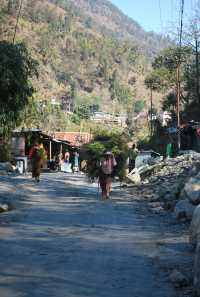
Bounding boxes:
0 0 170 131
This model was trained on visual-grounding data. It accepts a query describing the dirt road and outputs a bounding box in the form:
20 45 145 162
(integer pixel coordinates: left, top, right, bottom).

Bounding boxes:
0 173 193 297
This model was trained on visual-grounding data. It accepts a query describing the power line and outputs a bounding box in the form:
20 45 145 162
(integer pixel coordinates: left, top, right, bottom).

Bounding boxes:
170 0 174 25
179 0 184 48
158 0 163 32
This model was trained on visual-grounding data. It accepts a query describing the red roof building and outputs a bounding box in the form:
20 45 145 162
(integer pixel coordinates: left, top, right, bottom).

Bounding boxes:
51 132 92 147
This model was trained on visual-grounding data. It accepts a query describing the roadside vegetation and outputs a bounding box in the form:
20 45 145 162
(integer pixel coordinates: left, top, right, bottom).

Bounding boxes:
0 0 165 135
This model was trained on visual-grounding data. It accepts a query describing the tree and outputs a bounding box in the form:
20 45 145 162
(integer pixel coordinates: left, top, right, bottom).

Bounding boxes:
182 2 200 105
145 46 193 117
144 71 164 92
71 104 92 124
0 41 38 136
134 100 145 114
149 46 191 91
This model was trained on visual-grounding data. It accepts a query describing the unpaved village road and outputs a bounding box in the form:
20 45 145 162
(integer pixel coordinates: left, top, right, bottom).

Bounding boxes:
0 173 193 297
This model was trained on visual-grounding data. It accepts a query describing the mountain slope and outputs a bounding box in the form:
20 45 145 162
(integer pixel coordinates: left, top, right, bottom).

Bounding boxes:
62 0 171 58
0 0 168 126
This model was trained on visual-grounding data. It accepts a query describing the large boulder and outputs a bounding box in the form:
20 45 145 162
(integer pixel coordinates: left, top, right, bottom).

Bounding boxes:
0 162 15 174
194 242 200 296
184 175 200 205
189 205 200 247
127 170 141 184
189 162 200 177
189 203 200 296
174 199 196 221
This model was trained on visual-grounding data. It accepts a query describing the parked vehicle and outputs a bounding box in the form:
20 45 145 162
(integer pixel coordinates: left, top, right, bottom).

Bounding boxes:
135 150 163 168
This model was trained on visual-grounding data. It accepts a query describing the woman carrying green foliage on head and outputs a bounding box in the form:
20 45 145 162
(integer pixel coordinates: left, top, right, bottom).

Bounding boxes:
83 130 129 198
98 151 117 199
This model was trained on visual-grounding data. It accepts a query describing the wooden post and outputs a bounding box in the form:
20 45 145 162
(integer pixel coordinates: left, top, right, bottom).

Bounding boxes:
176 62 181 151
49 140 52 161
176 0 184 152
150 87 153 137
195 37 200 103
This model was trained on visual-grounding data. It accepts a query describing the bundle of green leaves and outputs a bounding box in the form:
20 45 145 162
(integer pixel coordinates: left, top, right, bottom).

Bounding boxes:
38 147 47 161
82 131 129 180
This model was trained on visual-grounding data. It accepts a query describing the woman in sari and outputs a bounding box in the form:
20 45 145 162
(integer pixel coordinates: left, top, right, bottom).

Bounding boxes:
29 141 46 182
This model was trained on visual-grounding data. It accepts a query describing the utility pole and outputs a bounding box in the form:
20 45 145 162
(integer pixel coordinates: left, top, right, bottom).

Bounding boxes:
195 36 200 103
13 0 23 44
150 87 153 137
176 0 184 151
176 63 181 149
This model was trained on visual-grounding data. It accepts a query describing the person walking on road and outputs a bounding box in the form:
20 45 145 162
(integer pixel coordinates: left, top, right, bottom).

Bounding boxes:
128 143 138 172
99 151 117 199
29 140 47 182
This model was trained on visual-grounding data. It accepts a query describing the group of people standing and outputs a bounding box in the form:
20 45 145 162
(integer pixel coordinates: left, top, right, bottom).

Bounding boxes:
60 150 80 173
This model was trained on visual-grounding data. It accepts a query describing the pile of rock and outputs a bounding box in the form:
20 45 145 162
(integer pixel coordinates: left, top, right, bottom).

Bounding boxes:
139 154 200 296
132 155 200 221
135 155 195 211
155 158 200 296
144 156 200 295
174 165 200 221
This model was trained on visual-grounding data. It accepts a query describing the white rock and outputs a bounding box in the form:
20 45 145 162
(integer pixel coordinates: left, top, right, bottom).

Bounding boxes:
127 171 141 184
184 177 200 205
0 204 9 212
174 199 195 221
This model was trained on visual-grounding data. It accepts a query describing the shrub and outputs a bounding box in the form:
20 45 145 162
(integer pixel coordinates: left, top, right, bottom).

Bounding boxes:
0 141 10 162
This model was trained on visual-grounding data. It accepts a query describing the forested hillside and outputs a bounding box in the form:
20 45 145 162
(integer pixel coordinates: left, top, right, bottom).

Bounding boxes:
0 0 171 131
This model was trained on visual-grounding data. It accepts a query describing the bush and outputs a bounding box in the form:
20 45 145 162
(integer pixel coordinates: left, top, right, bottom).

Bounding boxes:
0 141 10 162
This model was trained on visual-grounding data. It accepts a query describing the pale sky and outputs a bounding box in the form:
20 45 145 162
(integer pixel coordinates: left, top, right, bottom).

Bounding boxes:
109 0 198 34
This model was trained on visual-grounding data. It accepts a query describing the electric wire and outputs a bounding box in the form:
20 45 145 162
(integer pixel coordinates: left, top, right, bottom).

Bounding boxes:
170 0 174 28
158 0 163 33
179 0 184 48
